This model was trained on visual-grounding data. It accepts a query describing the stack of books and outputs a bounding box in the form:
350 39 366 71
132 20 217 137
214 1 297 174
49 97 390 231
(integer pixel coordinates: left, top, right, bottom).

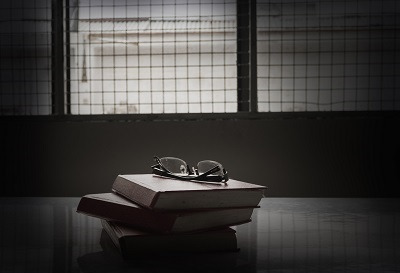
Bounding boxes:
77 174 266 258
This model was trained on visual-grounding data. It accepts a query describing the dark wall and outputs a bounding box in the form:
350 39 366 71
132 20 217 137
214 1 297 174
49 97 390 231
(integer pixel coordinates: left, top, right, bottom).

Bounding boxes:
1 114 399 197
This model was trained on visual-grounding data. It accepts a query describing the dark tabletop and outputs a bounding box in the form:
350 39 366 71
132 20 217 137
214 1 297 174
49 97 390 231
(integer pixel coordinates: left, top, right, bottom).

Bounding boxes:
1 197 400 273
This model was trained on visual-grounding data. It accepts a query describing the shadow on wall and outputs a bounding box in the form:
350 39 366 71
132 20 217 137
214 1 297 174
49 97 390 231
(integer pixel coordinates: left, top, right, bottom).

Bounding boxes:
1 114 399 197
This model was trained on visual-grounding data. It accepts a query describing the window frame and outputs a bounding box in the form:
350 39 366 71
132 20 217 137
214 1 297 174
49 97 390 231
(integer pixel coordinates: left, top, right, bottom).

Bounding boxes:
2 0 393 121
58 0 257 119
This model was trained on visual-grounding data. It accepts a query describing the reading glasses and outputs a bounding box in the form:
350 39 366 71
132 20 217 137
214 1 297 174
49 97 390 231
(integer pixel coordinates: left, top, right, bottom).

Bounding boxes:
151 156 229 183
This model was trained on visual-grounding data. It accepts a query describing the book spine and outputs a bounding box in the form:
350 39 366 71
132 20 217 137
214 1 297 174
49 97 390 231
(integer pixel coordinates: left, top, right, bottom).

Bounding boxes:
101 220 122 253
77 196 183 232
111 175 159 209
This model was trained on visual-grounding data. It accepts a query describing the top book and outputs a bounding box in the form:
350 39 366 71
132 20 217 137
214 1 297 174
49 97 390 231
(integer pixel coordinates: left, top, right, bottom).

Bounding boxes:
111 174 266 210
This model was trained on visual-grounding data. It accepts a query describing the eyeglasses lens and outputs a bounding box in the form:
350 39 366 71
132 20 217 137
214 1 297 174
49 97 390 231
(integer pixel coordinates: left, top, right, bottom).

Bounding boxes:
197 160 224 176
160 157 188 174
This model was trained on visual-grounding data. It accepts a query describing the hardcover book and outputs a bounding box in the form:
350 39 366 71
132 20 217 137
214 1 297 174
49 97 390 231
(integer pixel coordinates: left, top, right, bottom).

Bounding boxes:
101 220 238 258
111 174 266 210
77 192 255 233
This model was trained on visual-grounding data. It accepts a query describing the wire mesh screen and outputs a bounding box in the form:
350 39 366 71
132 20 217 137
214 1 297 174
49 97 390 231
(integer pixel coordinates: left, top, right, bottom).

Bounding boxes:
68 0 237 114
0 0 52 115
257 0 400 112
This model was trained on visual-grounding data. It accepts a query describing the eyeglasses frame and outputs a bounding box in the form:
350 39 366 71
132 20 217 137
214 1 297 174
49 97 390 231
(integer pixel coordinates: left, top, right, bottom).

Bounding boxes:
151 156 229 183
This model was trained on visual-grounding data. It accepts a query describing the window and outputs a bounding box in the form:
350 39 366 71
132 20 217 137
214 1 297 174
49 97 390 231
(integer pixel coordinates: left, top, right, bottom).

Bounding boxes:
0 0 399 116
0 0 52 115
257 0 400 112
68 0 238 114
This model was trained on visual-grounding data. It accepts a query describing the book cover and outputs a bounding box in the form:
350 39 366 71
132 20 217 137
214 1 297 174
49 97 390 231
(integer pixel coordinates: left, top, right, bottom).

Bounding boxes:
101 220 238 258
111 174 266 210
77 192 255 233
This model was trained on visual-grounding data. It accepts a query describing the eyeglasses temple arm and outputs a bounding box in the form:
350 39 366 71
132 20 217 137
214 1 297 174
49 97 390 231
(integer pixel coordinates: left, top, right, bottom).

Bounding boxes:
152 156 171 173
196 165 220 179
152 167 195 181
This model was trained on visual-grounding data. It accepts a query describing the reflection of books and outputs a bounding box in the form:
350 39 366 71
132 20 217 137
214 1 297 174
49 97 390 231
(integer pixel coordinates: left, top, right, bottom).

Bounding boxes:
112 174 266 210
101 220 238 258
98 229 244 270
77 193 255 233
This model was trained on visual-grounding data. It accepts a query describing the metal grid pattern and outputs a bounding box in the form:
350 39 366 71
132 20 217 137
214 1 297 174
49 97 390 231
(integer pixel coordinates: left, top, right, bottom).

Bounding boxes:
0 0 52 115
257 0 400 112
1 1 399 116
68 0 237 114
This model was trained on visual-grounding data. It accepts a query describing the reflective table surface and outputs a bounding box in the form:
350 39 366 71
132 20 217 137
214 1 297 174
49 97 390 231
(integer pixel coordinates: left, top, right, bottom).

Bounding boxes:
1 197 400 273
